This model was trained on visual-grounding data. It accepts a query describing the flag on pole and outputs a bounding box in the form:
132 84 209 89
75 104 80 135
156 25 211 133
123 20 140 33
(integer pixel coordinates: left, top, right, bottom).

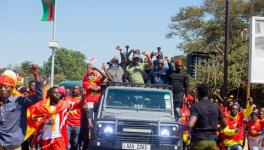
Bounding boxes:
41 0 55 21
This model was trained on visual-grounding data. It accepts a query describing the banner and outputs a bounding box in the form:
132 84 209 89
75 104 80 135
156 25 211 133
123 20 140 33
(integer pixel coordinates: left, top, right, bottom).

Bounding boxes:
249 16 264 84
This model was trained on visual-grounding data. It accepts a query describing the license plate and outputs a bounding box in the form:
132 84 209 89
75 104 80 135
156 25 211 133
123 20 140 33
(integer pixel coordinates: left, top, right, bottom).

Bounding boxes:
122 143 151 150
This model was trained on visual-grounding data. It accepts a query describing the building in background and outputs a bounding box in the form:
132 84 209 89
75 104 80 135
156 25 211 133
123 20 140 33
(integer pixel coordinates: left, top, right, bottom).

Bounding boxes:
187 52 210 78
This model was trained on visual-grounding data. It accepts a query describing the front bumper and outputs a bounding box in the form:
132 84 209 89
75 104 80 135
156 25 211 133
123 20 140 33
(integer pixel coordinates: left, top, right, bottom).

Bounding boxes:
91 140 182 150
93 120 183 150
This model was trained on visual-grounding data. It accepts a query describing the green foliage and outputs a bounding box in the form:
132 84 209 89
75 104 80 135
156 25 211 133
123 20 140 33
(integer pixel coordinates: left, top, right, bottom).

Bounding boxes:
20 61 32 77
54 73 66 84
43 48 86 84
167 0 264 94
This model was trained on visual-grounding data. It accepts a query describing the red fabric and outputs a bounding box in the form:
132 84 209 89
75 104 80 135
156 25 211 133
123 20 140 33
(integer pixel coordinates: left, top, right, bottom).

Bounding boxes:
83 69 102 103
29 99 81 146
65 96 82 126
61 120 68 148
27 99 68 130
175 60 183 65
224 112 245 141
179 107 190 124
247 119 263 137
260 119 264 127
0 75 15 87
29 91 36 96
48 5 54 21
186 95 193 103
59 87 66 96
41 137 65 150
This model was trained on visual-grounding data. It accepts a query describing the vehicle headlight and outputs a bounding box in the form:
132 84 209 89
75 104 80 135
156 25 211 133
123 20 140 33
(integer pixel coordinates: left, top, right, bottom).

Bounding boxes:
172 124 179 131
103 126 114 135
160 128 170 137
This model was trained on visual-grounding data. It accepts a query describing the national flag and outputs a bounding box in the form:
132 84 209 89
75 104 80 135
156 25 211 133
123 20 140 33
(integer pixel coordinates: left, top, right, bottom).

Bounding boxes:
41 0 55 21
24 98 68 141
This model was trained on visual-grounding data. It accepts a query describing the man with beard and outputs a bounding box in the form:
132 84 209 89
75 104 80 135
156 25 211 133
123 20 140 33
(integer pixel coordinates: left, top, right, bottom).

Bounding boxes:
28 86 86 150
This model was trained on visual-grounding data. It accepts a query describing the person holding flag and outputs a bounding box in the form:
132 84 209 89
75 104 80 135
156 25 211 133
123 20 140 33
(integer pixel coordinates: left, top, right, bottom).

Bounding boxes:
26 86 86 150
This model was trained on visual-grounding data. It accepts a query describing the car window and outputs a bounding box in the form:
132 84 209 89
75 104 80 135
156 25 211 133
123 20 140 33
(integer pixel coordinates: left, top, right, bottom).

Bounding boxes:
105 89 172 110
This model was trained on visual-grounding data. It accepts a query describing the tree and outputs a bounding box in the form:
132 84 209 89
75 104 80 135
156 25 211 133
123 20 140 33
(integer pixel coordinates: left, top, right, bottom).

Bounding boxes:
43 48 86 84
20 61 32 77
167 0 264 95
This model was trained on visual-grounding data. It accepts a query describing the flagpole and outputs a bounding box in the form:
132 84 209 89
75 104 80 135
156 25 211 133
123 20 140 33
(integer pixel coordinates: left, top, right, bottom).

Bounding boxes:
50 0 58 87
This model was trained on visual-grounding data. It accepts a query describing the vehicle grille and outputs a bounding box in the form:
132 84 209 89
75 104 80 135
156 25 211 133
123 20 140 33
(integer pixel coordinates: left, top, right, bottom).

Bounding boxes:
116 120 158 144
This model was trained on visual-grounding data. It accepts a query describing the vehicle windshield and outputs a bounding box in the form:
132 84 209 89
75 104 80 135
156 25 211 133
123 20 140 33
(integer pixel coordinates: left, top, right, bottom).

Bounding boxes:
105 88 172 111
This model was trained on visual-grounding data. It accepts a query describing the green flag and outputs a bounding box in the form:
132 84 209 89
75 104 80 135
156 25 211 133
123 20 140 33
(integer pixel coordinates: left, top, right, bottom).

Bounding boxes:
41 0 55 21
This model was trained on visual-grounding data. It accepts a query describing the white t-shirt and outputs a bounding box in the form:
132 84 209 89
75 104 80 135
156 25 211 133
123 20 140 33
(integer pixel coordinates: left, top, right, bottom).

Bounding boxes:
41 106 62 140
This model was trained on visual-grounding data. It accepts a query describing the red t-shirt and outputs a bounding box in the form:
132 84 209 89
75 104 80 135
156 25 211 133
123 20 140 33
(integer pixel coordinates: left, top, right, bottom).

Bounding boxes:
83 70 102 103
247 119 263 137
179 107 190 124
66 96 82 126
260 119 264 127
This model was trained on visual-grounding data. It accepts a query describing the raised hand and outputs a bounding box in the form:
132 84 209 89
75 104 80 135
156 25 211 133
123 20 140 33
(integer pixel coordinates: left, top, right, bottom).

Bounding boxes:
102 63 107 71
81 88 86 98
247 97 253 106
164 56 170 62
29 64 38 75
142 52 148 56
116 45 123 51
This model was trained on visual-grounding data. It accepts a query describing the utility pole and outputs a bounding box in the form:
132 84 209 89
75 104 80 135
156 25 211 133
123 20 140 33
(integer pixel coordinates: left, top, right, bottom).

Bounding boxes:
49 0 58 87
223 0 230 100
247 0 255 98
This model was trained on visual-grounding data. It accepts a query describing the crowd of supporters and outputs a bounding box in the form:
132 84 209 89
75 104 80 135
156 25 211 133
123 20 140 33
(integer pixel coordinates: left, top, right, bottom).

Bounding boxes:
0 46 263 150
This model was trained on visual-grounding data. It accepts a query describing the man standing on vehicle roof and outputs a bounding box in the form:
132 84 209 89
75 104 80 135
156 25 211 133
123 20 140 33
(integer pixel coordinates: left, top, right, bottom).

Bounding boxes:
125 51 152 84
166 59 189 109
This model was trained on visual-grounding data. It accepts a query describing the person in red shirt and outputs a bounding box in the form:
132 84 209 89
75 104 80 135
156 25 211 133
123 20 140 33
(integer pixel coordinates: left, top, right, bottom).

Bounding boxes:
222 97 254 150
246 111 264 150
83 65 106 110
65 85 82 150
179 95 193 149
81 65 106 150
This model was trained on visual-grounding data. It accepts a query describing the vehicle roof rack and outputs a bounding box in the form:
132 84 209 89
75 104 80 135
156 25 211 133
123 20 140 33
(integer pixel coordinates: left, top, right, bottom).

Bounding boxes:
103 82 173 90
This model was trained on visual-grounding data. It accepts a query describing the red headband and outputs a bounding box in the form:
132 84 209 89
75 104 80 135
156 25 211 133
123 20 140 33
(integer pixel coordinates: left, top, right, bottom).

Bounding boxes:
175 60 183 65
0 76 16 87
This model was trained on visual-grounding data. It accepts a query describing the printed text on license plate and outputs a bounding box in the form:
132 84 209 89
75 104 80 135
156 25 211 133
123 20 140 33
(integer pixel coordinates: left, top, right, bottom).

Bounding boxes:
122 143 151 150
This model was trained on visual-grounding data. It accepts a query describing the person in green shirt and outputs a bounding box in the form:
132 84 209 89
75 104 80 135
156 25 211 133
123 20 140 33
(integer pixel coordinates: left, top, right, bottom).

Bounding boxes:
126 51 152 84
